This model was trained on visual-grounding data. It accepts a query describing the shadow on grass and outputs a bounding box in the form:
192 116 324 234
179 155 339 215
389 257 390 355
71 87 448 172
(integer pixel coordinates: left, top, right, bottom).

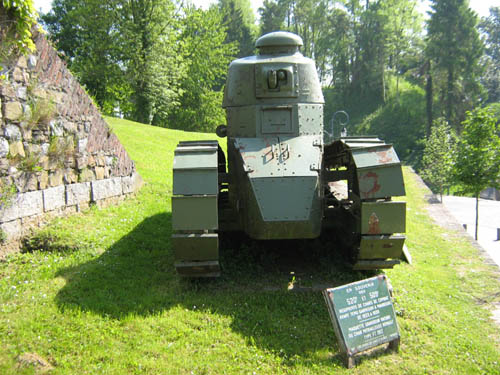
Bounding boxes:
55 212 378 363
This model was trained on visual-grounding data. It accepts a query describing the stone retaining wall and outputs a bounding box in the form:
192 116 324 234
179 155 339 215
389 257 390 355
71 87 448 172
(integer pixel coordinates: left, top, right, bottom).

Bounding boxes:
0 173 141 239
0 27 142 243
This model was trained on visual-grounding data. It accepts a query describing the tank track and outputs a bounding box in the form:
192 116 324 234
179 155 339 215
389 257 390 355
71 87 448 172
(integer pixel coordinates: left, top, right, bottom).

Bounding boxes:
323 136 406 270
171 140 223 277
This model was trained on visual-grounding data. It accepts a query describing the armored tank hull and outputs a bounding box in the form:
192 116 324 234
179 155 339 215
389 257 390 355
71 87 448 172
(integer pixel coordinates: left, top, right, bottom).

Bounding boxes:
172 32 406 277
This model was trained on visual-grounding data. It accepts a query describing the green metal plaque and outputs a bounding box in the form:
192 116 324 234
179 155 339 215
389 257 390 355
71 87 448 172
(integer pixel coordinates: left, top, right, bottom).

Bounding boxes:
323 276 400 359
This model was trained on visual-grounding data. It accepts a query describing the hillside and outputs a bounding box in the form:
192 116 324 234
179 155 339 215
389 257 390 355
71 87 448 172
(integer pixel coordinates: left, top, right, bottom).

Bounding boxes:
0 117 499 374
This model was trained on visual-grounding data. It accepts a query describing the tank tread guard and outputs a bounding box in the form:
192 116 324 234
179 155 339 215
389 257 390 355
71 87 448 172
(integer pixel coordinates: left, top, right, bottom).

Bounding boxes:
172 141 221 277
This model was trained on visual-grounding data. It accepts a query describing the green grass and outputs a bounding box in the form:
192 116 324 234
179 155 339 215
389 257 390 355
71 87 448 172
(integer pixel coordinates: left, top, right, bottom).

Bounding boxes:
1 117 499 374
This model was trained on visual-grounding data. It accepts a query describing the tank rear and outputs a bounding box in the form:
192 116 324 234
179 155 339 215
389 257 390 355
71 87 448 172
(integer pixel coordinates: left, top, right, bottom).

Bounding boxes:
222 32 325 240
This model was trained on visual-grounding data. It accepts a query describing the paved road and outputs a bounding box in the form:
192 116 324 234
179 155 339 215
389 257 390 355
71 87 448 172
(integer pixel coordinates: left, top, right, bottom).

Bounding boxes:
442 195 500 267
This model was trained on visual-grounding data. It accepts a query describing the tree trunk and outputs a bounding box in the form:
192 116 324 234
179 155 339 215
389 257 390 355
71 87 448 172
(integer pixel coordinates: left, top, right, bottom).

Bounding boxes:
425 61 433 138
446 67 454 125
475 194 479 241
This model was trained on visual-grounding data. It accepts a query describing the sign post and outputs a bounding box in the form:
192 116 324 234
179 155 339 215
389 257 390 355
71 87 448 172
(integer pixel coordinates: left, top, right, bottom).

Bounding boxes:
323 275 400 368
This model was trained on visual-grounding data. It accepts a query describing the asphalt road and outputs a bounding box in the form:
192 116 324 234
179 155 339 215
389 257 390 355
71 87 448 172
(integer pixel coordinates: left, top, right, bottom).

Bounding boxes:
442 195 500 267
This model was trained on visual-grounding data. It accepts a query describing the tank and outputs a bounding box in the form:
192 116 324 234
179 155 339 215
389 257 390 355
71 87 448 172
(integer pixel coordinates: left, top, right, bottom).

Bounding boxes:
172 31 406 277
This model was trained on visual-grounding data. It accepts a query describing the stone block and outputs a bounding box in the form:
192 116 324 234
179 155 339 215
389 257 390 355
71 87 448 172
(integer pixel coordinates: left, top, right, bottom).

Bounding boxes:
48 170 63 187
26 144 41 155
0 137 9 157
105 156 115 166
66 182 90 206
28 55 37 69
43 185 65 211
32 87 47 99
79 168 94 182
48 158 59 171
0 195 19 222
78 138 88 153
41 143 50 155
17 55 28 68
0 85 16 99
25 173 39 191
62 120 77 134
49 120 64 137
38 170 48 189
95 166 105 180
63 169 78 184
76 156 88 170
0 219 21 240
0 158 9 173
9 141 25 158
96 155 106 166
12 67 24 82
3 101 23 121
64 157 75 169
5 124 22 140
39 156 49 170
20 126 32 141
91 177 122 201
17 191 43 218
48 90 64 105
17 86 27 100
122 172 143 194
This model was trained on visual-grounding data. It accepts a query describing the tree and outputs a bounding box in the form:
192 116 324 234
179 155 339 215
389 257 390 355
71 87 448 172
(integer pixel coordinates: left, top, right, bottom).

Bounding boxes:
42 0 185 123
218 0 255 58
167 6 236 132
42 0 129 113
453 108 500 240
119 0 184 124
420 118 456 202
426 0 484 129
381 0 422 97
479 7 500 104
258 0 286 34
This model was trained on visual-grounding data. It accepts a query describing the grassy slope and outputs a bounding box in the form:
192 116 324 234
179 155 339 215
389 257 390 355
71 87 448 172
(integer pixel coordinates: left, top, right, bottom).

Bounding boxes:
0 117 499 374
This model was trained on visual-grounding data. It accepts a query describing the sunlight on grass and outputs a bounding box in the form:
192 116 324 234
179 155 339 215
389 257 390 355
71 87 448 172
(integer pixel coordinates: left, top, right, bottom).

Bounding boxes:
0 118 499 374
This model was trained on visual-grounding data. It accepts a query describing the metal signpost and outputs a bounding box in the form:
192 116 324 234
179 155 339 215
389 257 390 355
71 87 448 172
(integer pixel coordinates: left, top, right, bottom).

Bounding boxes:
323 275 400 368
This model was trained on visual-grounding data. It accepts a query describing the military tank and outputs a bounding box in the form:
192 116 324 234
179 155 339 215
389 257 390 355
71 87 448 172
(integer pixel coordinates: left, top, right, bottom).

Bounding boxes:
172 31 406 277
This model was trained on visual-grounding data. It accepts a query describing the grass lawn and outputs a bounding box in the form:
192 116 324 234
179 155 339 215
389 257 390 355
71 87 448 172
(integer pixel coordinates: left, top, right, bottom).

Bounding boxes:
1 116 499 374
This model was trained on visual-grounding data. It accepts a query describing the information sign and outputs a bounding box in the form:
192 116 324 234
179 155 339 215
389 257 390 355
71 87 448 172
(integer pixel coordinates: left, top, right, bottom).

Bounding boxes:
323 275 400 368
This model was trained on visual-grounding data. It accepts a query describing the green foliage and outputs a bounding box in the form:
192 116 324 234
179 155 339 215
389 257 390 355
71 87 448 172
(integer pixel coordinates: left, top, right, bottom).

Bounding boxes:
420 118 457 199
479 7 500 103
42 0 186 124
453 107 500 196
0 0 38 79
354 76 427 165
167 7 236 132
218 0 255 58
0 180 17 208
22 229 85 253
426 0 485 129
122 0 185 124
41 0 130 114
22 96 56 130
18 152 42 172
258 0 286 34
48 136 74 167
